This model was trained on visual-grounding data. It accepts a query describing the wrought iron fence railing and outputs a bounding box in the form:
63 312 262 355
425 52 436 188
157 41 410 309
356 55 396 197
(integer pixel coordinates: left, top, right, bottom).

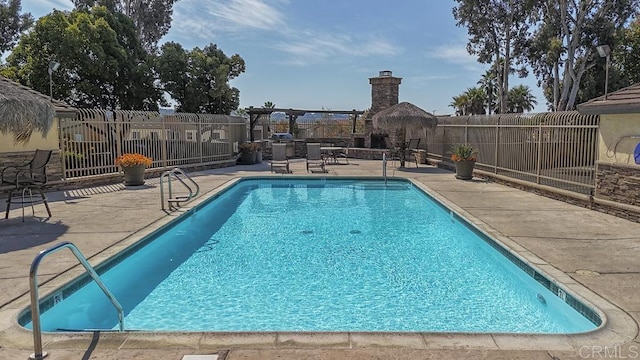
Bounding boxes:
426 111 599 195
60 109 247 179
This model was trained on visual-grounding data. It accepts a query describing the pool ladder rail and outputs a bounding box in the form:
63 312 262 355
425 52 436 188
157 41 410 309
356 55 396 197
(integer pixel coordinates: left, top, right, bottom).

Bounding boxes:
382 152 388 185
29 241 124 360
160 167 200 211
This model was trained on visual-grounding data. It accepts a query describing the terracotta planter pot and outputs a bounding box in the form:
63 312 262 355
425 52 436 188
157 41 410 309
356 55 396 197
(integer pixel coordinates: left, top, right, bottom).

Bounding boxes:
122 164 146 186
454 160 475 180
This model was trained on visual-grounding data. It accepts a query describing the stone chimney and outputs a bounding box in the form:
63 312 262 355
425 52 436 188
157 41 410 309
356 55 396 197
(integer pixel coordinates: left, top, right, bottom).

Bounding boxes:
369 70 402 116
365 70 402 148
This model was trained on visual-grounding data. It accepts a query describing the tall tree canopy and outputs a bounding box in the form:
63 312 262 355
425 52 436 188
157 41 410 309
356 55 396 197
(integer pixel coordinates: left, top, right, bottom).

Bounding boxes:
72 0 178 52
0 0 33 56
156 42 246 114
4 6 162 110
525 0 639 110
618 19 640 86
453 0 535 113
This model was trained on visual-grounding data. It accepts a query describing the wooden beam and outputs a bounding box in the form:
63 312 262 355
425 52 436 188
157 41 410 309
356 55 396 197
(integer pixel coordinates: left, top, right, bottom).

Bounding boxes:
246 107 365 115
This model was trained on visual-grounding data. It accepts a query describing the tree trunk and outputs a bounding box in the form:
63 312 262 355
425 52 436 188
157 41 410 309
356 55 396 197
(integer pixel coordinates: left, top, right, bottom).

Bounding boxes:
553 61 559 111
501 1 513 114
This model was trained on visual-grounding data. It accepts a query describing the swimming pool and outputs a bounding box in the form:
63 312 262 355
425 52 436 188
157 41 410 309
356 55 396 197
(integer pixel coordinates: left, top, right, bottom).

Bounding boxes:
21 178 600 333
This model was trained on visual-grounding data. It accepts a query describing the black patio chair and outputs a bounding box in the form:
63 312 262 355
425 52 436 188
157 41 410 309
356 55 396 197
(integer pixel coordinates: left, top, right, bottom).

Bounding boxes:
406 138 421 168
383 136 401 167
1 149 53 220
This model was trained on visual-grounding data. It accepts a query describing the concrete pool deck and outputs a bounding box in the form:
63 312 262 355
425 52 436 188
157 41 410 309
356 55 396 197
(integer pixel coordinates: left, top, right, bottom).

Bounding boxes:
0 159 639 360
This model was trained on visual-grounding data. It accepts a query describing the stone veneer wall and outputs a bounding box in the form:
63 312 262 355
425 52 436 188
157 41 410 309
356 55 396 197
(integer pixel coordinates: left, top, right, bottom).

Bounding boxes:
0 150 63 182
595 162 640 207
427 157 640 223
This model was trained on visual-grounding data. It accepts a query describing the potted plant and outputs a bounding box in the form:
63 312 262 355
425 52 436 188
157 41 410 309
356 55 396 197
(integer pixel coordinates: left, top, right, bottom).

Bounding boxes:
450 144 477 180
238 142 260 164
115 153 152 186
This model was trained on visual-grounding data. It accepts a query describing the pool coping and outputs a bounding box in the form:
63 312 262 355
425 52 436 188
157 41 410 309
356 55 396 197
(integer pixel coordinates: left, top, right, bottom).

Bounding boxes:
0 175 637 353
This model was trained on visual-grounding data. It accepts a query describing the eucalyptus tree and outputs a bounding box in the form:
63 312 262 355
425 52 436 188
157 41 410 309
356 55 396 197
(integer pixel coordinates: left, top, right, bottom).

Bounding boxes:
72 0 178 52
0 0 33 56
526 0 639 110
618 19 640 85
4 6 162 110
453 0 535 114
156 42 246 114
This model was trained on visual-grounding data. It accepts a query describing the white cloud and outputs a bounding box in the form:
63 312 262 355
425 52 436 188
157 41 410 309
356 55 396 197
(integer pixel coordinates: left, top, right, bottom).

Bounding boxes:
208 0 285 31
27 0 73 17
169 0 285 44
429 43 483 72
31 0 73 10
275 32 401 66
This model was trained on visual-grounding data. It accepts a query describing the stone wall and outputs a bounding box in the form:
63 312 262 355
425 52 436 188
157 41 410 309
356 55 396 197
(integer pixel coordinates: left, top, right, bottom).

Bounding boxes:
596 162 640 207
428 157 640 223
0 150 63 182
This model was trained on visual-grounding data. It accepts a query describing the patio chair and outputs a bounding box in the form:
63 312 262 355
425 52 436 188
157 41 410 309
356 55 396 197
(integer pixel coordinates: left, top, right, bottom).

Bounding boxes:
334 138 351 165
406 138 421 168
383 136 401 167
270 143 290 173
1 149 53 220
306 143 326 173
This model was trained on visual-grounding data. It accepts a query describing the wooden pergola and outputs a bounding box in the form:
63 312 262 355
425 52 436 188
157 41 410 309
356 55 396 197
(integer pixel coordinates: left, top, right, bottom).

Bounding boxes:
246 107 365 141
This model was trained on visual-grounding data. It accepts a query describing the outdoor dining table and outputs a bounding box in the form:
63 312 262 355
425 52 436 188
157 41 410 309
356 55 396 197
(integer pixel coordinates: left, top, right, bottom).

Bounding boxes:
320 146 343 164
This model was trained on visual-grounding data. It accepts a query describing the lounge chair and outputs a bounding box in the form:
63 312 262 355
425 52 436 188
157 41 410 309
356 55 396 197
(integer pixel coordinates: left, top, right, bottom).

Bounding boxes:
1 149 53 220
306 143 326 173
270 143 290 173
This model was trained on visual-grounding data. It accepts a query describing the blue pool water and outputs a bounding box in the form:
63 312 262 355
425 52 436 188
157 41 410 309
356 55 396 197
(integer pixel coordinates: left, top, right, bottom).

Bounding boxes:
24 178 598 333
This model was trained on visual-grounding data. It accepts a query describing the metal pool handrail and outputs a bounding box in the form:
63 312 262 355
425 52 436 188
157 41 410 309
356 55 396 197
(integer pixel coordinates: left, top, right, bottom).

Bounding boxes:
29 241 124 360
382 152 387 185
160 167 200 211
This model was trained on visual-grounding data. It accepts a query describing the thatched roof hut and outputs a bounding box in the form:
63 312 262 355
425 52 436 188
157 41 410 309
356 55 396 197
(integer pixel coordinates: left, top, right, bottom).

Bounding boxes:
372 101 438 144
0 76 76 142
372 102 438 131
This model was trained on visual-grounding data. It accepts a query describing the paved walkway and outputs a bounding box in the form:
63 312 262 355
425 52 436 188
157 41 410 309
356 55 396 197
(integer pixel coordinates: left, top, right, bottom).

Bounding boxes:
0 159 639 360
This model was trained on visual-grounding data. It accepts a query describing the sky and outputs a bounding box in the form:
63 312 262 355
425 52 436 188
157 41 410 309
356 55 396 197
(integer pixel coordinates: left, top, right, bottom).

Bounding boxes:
23 0 548 115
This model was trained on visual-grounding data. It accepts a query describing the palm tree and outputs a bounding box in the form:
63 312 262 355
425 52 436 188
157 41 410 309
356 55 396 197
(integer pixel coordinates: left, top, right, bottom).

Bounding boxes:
451 88 488 116
464 87 487 115
477 70 497 115
491 58 517 114
263 101 275 108
450 94 469 116
507 85 537 113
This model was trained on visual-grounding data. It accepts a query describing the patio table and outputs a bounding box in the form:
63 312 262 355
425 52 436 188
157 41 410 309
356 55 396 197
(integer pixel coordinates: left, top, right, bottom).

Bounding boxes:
320 146 343 164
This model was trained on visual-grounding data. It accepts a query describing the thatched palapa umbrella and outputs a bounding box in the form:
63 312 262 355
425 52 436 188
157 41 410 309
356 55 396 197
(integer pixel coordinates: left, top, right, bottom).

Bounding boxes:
0 76 75 143
372 101 438 166
372 101 438 134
